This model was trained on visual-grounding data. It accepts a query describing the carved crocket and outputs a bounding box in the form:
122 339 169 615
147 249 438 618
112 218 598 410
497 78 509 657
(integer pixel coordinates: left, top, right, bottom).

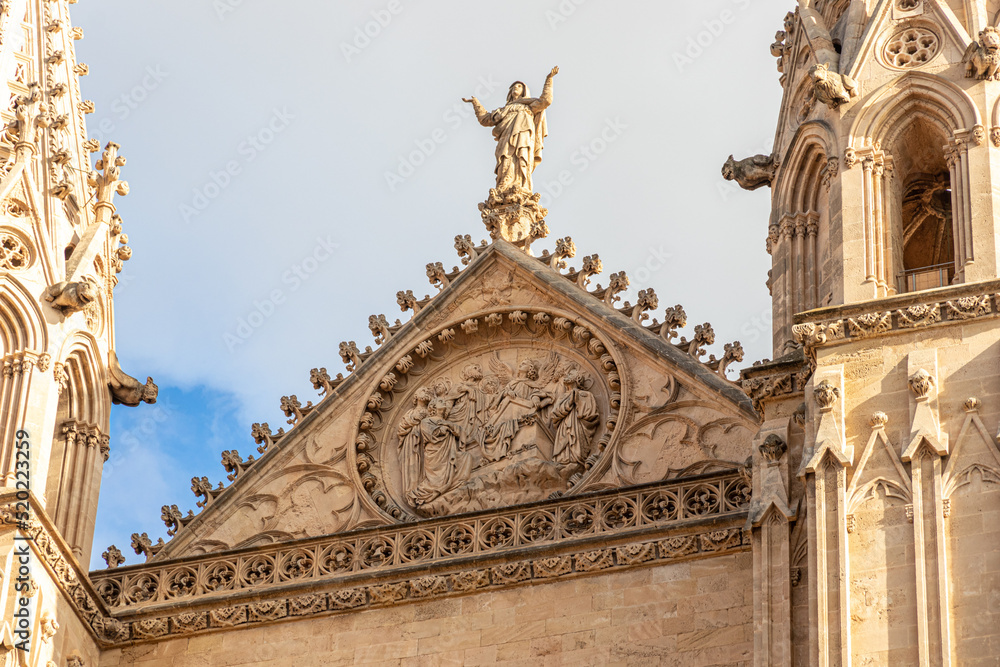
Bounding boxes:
108 350 158 406
963 27 1000 80
722 154 778 191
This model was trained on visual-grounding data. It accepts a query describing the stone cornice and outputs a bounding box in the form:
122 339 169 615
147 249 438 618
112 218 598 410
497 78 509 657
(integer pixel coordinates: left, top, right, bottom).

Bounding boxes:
740 350 811 416
86 472 750 645
792 281 1000 355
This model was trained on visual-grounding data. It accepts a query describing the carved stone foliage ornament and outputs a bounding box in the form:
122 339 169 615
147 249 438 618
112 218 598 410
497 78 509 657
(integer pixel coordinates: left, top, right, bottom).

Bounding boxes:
908 369 934 399
814 380 840 412
355 308 621 520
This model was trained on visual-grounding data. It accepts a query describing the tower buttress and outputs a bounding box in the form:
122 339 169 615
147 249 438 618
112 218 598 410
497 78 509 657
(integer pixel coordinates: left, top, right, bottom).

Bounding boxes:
734 2 1000 665
0 0 155 565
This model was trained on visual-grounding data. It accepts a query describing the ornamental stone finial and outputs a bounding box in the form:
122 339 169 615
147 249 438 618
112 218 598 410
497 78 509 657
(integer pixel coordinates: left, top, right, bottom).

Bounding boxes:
908 369 934 400
814 380 840 412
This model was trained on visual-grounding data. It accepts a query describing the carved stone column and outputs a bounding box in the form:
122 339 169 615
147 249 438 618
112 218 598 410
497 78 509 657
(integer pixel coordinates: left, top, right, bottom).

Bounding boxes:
52 421 108 560
0 352 41 487
780 217 795 342
806 216 818 310
858 148 892 296
944 138 973 281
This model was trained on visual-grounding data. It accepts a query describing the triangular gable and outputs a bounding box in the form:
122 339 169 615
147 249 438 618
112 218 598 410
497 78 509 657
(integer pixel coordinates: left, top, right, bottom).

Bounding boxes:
845 0 972 82
0 164 58 286
847 413 911 514
148 239 757 562
943 398 1000 497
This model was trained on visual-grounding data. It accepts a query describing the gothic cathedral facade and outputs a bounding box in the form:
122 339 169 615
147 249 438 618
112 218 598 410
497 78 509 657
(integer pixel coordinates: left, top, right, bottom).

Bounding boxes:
2 0 1000 665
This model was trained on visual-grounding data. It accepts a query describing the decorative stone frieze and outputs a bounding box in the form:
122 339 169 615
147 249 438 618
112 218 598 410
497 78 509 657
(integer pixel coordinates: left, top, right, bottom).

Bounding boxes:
740 352 811 416
793 281 1000 353
93 472 749 614
95 521 747 645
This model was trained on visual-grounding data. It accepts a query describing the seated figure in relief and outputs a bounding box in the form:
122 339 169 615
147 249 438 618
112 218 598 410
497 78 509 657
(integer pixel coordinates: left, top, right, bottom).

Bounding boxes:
551 368 600 467
481 359 554 462
407 398 475 509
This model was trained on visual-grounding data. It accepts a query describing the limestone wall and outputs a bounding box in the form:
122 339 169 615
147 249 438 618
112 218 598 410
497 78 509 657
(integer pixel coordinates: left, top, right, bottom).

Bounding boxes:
97 552 753 666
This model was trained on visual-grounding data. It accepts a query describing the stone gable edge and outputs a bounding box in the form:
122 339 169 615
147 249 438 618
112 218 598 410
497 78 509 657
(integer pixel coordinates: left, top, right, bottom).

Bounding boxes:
152 239 756 561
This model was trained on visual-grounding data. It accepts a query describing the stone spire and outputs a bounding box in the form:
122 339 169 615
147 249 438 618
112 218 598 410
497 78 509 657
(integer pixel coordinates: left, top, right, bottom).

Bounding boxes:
0 0 154 566
732 3 1000 666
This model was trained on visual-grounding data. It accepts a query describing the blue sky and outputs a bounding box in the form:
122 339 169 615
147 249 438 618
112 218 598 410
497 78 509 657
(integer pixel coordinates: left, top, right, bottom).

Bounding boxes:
71 0 790 569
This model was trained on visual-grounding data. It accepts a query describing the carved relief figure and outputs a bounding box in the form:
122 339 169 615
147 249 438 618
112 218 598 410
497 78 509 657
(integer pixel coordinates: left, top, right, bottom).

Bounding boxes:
278 482 326 538
963 27 1000 80
450 363 488 447
482 359 555 461
407 398 475 509
398 387 434 497
551 368 599 467
463 67 558 193
385 347 609 517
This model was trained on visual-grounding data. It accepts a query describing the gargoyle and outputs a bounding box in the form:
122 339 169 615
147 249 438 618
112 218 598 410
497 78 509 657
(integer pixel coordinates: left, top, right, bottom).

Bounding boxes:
44 278 97 314
808 63 857 109
963 27 1000 80
722 153 778 191
108 350 158 406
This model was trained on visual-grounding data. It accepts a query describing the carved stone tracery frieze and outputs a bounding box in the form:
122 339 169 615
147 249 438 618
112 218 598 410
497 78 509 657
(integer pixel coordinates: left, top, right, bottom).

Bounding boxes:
356 307 622 520
89 472 749 620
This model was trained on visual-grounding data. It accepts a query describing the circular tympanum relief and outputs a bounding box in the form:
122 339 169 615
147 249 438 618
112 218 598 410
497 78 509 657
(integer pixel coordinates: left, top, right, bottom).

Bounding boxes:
354 308 622 520
882 26 939 69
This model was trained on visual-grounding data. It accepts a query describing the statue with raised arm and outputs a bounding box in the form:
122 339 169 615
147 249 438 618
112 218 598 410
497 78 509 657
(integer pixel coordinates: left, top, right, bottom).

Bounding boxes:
464 67 559 252
463 66 557 192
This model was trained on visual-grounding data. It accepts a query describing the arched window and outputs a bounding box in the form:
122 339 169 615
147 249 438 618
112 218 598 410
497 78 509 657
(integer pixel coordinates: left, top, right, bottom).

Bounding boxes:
849 73 981 296
770 122 836 348
886 118 954 292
